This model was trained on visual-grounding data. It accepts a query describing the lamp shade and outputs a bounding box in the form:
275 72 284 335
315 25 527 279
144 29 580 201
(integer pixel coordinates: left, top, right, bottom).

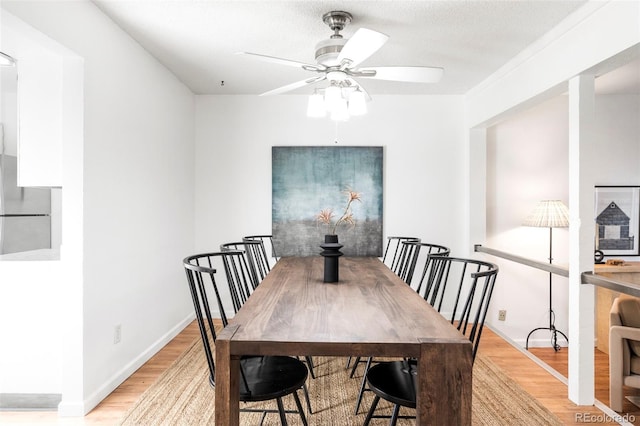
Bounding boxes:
324 84 342 110
330 98 349 121
307 92 326 118
523 200 570 228
348 89 367 116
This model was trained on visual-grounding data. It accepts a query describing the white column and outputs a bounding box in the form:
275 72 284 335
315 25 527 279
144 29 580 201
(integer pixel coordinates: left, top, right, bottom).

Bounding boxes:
58 55 85 416
567 74 596 404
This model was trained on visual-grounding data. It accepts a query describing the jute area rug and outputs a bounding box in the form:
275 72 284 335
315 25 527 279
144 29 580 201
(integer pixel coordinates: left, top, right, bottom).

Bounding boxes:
119 339 563 425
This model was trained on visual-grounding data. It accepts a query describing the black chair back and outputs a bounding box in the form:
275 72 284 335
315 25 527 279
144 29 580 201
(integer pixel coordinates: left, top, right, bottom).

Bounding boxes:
223 248 258 314
244 234 278 263
183 251 310 420
402 241 450 290
220 241 266 288
383 236 421 273
183 252 228 386
242 235 275 278
391 240 420 282
427 256 499 360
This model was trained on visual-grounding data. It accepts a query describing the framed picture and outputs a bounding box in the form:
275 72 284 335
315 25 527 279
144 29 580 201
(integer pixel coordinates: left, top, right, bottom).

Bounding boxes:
272 146 383 257
594 186 640 256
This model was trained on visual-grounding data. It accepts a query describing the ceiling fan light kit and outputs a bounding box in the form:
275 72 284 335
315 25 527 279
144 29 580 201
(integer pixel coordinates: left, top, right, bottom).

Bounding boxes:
348 89 367 116
306 91 326 118
238 10 443 121
306 84 367 121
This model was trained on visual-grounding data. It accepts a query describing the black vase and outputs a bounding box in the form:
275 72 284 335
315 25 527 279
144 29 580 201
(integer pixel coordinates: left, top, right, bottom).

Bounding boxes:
320 234 344 283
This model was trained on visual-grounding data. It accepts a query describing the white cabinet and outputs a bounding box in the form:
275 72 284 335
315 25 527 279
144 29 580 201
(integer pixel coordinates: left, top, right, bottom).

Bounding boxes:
3 12 65 187
16 53 64 187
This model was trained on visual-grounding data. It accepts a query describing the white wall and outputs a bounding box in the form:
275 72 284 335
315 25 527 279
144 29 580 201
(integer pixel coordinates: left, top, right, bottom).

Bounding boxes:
2 1 196 415
195 94 467 305
593 94 640 186
485 95 571 346
485 92 640 346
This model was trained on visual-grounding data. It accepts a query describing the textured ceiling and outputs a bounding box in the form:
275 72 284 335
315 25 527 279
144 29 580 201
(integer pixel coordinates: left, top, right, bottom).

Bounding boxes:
92 1 638 96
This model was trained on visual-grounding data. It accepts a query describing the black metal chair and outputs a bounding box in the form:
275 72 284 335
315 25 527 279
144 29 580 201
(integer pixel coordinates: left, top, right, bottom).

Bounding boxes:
242 235 276 283
183 251 309 425
404 241 451 294
350 241 450 415
243 234 279 264
382 236 421 275
220 241 267 288
214 243 259 313
222 239 316 380
362 256 499 426
391 239 421 281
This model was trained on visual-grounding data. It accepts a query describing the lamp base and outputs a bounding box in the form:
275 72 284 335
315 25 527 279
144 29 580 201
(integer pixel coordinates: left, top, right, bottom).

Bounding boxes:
525 325 569 352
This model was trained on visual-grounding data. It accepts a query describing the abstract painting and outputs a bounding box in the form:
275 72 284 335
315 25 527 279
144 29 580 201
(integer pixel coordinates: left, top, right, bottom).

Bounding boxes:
272 146 383 257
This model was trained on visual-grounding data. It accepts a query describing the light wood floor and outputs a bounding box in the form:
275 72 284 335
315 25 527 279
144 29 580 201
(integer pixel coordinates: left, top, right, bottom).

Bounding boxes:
479 332 621 426
0 321 635 425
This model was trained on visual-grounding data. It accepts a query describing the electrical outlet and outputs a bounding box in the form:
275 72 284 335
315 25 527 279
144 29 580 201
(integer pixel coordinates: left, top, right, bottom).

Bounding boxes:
114 324 122 344
498 310 507 321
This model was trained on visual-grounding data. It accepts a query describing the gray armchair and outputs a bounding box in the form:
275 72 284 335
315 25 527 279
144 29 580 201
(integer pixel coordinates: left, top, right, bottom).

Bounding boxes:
609 296 640 411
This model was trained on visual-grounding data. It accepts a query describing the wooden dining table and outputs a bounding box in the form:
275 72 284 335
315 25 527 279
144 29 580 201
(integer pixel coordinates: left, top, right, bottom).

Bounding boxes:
214 256 472 425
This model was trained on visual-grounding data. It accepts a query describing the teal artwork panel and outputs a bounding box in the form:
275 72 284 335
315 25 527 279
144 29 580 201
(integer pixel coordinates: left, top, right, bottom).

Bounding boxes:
272 146 383 256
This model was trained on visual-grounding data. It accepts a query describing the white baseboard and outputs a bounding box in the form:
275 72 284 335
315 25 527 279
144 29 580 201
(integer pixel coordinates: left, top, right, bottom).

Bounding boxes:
512 336 569 349
57 400 85 417
58 312 195 417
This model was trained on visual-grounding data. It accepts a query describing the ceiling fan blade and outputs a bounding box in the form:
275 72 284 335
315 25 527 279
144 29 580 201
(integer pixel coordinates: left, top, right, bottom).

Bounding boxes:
259 75 326 96
357 66 444 83
236 52 325 72
337 28 389 68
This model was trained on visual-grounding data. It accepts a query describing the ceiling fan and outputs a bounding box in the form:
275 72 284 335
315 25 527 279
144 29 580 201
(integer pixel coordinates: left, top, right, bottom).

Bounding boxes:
236 11 444 98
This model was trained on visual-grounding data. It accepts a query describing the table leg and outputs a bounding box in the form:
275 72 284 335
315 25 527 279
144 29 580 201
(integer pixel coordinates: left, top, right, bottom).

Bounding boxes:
417 340 472 425
215 338 240 426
